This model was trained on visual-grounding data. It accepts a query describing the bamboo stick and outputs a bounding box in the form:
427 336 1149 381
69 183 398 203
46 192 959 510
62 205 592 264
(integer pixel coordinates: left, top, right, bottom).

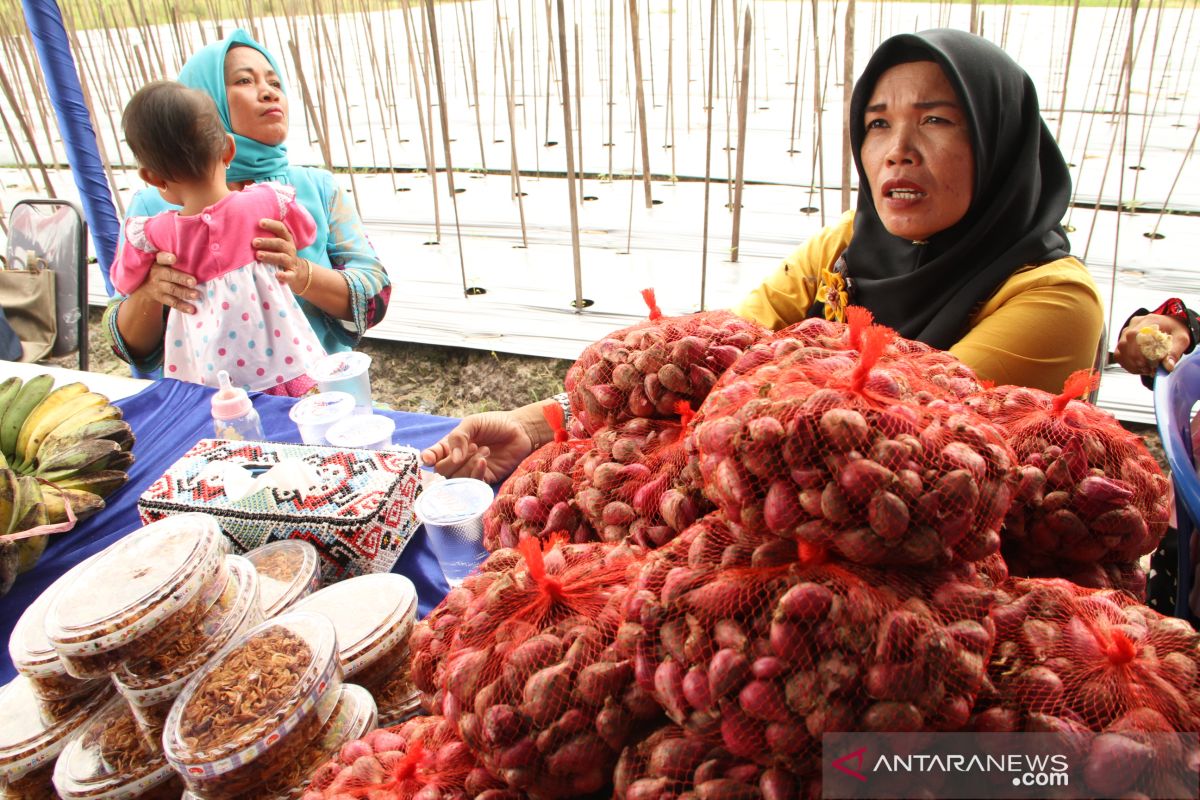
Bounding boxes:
500 24 529 247
0 63 54 196
730 5 750 263
1146 117 1197 239
628 0 653 207
808 0 826 224
400 0 442 242
841 0 854 213
553 0 585 310
575 21 584 200
286 37 334 171
698 0 717 310
464 0 488 170
607 0 614 178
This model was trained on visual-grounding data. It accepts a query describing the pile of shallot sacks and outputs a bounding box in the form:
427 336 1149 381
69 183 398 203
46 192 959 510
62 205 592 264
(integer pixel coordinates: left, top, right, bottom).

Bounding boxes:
303 297 1194 800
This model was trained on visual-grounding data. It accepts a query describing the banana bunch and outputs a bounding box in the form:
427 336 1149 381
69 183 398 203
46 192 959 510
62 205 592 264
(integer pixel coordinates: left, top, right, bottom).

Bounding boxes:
0 375 136 593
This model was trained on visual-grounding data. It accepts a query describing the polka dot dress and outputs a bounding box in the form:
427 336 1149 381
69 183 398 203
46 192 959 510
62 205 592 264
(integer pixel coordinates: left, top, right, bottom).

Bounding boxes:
163 263 326 392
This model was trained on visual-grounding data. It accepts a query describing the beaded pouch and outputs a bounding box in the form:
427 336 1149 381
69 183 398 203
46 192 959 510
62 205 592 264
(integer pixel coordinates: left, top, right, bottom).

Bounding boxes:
138 438 422 580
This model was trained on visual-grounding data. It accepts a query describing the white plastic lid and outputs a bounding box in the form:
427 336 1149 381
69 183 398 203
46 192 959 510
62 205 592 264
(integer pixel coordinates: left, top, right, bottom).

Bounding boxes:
290 574 417 677
414 478 495 525
324 414 396 449
308 352 371 383
288 392 356 428
8 554 102 680
46 514 228 657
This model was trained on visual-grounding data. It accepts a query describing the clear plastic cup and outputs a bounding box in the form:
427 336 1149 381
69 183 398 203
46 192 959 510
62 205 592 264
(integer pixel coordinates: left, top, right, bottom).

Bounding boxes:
112 556 262 748
324 413 396 451
288 392 356 446
52 694 184 800
243 540 322 618
308 352 372 408
290 573 418 723
163 612 343 799
0 677 113 800
45 514 230 679
413 478 493 587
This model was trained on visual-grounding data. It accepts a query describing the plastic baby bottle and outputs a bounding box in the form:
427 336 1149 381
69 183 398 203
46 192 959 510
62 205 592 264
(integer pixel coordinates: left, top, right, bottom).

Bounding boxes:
211 370 264 441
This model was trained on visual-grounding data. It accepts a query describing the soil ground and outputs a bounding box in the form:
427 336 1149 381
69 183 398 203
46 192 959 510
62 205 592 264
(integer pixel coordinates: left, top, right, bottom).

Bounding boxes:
58 308 1167 471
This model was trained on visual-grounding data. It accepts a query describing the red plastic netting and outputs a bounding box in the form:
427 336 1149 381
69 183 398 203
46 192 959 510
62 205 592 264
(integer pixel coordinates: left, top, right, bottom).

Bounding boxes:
617 512 997 775
967 372 1171 574
564 289 770 435
1002 552 1147 600
690 324 1016 567
612 722 815 800
481 403 594 551
436 538 658 798
573 414 713 549
302 716 505 800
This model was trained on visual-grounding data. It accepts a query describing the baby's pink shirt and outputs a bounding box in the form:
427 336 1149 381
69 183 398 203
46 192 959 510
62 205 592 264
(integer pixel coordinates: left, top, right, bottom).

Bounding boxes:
112 182 317 295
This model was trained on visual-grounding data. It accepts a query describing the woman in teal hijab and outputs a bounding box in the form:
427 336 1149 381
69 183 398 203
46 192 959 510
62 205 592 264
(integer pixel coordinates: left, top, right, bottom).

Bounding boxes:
103 30 391 383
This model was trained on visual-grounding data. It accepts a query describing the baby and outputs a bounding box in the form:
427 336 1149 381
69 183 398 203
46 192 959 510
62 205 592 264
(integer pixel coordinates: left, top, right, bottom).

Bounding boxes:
113 80 326 395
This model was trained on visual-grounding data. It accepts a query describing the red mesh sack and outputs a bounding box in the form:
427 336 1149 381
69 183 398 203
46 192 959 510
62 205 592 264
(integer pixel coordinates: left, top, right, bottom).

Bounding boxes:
573 412 713 549
302 716 508 800
481 403 595 551
969 372 1171 569
979 578 1200 733
612 722 811 800
1002 548 1147 600
411 548 525 714
437 538 658 799
564 289 770 435
618 512 997 774
691 324 1015 566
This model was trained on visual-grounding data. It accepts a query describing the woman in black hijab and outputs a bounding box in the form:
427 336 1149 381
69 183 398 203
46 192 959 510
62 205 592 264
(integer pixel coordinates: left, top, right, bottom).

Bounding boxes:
736 28 1103 393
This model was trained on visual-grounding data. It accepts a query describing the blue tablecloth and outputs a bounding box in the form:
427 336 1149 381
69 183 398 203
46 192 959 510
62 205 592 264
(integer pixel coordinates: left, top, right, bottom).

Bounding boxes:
0 378 461 683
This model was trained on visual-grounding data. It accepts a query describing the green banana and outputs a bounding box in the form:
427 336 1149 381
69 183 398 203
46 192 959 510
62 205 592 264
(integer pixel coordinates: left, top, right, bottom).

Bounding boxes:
41 483 105 525
104 450 135 473
0 375 54 460
7 475 41 535
38 419 133 465
36 439 122 480
39 403 122 450
16 534 47 574
53 470 129 498
0 541 17 596
17 389 106 472
0 378 23 426
14 382 89 470
0 469 16 536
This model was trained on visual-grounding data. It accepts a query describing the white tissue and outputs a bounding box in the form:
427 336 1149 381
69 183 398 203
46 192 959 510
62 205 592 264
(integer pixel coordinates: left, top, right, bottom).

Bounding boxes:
221 460 323 502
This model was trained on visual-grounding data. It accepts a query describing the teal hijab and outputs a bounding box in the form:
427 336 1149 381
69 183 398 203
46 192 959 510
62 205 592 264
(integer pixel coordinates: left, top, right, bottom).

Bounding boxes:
177 30 290 183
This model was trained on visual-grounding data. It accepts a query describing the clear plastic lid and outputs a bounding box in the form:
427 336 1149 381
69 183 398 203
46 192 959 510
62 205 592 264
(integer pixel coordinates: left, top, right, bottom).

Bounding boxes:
112 556 262 701
46 514 228 656
244 540 321 618
288 392 356 428
8 554 102 680
52 694 176 800
264 684 378 800
0 677 112 784
413 478 494 525
162 612 342 778
324 414 396 450
308 352 371 383
290 574 417 677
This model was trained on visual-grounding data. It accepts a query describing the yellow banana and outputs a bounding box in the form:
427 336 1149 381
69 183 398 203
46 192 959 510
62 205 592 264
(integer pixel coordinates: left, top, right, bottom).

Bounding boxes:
104 450 135 473
37 439 122 480
0 375 54 460
41 483 104 525
7 475 40 535
39 403 122 449
14 382 89 470
0 378 23 425
38 419 132 464
0 469 16 536
18 389 107 471
16 534 47 574
53 470 128 498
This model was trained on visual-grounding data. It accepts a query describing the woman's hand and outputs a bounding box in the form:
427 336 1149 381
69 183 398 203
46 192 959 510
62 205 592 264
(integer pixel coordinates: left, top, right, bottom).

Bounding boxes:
254 218 307 292
1113 313 1191 375
132 253 201 314
421 401 556 483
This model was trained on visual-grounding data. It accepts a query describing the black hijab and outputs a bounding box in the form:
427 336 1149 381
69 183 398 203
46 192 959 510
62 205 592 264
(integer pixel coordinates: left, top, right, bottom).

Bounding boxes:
837 29 1072 349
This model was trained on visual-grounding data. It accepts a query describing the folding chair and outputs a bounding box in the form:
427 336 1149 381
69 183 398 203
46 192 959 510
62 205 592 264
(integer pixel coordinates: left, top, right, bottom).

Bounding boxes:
1153 351 1200 624
4 199 89 370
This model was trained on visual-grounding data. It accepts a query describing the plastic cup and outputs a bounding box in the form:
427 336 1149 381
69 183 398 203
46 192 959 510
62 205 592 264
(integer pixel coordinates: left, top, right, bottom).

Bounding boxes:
412 478 493 587
324 413 396 451
308 352 373 408
288 391 356 446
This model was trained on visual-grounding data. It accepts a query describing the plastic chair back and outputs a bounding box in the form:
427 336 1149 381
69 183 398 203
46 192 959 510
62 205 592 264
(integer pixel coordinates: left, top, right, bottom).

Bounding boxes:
4 199 88 370
1153 351 1200 622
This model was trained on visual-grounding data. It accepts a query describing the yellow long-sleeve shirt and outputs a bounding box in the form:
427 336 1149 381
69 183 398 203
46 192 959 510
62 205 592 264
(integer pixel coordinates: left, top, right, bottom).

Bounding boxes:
733 212 1105 393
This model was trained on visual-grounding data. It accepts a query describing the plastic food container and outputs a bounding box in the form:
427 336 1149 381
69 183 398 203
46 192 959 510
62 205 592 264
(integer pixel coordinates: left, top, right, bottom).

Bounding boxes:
249 684 377 800
288 392 356 446
413 478 493 586
291 574 418 722
112 556 262 746
244 540 321 618
52 694 183 800
308 352 372 407
324 413 396 451
8 556 106 712
0 676 112 800
45 514 230 679
163 612 343 799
